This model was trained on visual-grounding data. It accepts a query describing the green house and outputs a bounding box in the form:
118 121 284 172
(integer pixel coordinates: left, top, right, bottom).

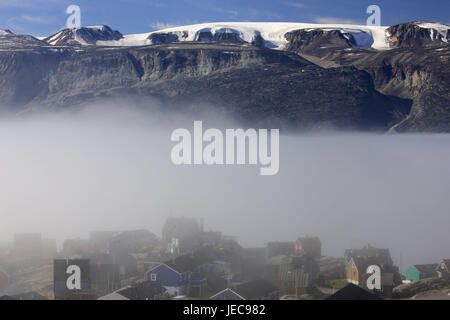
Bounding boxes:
405 264 437 282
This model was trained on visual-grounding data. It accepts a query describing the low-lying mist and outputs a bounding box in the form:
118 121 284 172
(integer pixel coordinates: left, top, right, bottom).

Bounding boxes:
1 101 449 269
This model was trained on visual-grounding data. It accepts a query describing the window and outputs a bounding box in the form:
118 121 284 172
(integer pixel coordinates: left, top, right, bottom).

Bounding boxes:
151 273 157 281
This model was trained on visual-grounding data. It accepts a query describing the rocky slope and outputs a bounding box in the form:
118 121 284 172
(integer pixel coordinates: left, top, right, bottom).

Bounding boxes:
43 25 123 46
393 277 450 298
284 22 450 132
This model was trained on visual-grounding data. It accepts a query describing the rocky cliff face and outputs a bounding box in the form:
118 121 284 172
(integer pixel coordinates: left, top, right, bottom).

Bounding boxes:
44 25 123 46
0 21 448 132
0 42 410 131
284 23 450 132
285 29 356 53
387 22 449 48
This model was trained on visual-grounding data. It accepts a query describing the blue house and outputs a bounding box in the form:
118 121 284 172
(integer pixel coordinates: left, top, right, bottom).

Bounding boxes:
147 251 212 297
147 264 188 296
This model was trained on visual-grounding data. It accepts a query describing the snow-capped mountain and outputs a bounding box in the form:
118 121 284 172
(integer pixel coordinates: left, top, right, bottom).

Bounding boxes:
0 29 48 49
44 25 123 46
0 21 448 132
387 22 449 47
0 29 13 36
38 21 449 51
96 22 392 50
95 21 448 50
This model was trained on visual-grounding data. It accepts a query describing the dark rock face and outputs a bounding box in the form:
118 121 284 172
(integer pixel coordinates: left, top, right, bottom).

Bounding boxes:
0 31 48 49
285 30 450 132
387 22 449 48
0 42 410 131
44 25 123 46
251 34 265 48
195 30 243 42
1 21 449 132
147 33 180 44
393 277 450 298
285 29 356 54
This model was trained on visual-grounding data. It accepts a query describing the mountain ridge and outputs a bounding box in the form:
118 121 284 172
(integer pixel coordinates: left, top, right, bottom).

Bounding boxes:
0 21 448 132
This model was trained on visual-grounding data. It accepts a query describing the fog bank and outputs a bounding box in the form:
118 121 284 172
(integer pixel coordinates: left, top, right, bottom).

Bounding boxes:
0 104 449 269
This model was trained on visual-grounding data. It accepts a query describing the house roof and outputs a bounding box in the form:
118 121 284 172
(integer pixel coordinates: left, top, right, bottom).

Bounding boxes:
345 245 392 266
326 283 382 300
116 281 165 300
98 292 130 300
349 253 393 273
234 278 279 299
210 288 245 300
413 264 438 273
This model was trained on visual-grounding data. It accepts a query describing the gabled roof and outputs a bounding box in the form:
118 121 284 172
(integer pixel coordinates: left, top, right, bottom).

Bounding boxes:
326 283 382 300
345 245 392 266
234 278 279 299
210 288 245 300
413 264 438 273
116 281 165 300
349 253 393 273
98 292 130 300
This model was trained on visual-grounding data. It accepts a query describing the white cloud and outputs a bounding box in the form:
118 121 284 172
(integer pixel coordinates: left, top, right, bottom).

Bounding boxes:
0 0 67 8
314 17 360 25
20 15 53 24
150 22 180 30
284 2 306 9
214 7 239 17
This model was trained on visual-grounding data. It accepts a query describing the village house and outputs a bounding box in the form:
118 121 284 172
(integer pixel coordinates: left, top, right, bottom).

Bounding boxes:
346 256 395 297
62 238 93 257
264 255 316 296
345 244 399 297
147 251 213 297
436 259 450 279
295 237 322 259
108 230 158 256
241 247 266 280
162 217 203 254
405 264 438 282
266 242 295 259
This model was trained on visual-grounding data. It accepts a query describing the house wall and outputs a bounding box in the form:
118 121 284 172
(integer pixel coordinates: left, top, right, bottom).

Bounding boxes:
147 264 181 288
346 260 359 285
272 280 309 295
405 266 420 282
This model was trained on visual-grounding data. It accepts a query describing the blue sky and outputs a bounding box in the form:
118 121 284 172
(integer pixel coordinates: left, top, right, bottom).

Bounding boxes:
0 0 449 36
